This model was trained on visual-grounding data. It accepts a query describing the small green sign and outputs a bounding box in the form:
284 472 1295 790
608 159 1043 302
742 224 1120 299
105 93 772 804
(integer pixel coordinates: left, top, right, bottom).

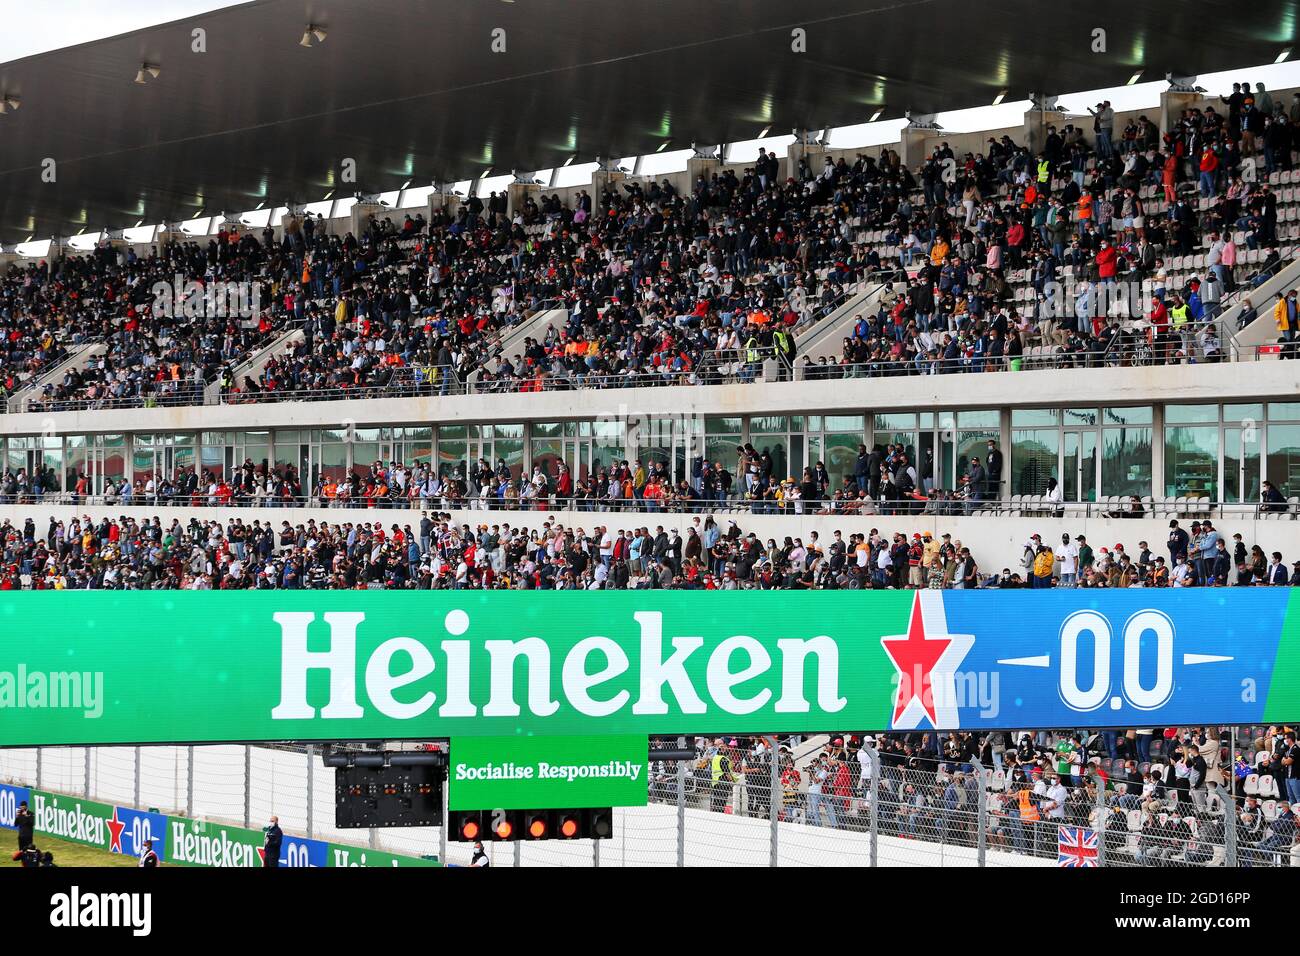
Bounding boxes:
449 735 648 810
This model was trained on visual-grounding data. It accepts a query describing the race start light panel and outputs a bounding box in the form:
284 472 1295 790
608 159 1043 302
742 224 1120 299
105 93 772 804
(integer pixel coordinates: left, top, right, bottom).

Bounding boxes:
451 808 614 842
335 764 444 829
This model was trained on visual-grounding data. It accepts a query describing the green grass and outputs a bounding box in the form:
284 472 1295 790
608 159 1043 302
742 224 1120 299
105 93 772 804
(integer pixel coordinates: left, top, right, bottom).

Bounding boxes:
2 835 148 868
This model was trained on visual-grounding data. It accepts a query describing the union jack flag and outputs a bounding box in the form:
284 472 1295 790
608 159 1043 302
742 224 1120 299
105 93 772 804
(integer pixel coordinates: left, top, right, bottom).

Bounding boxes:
1057 826 1098 867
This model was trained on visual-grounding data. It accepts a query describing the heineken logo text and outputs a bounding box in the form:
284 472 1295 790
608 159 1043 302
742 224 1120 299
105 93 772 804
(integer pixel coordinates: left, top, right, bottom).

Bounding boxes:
270 610 847 722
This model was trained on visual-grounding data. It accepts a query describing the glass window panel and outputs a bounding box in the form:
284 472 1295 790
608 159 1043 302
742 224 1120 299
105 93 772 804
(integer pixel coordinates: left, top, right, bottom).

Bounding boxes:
1102 406 1152 426
353 428 381 442
704 436 740 473
874 413 915 431
750 416 789 433
957 429 998 486
1224 404 1263 423
807 416 823 432
1164 426 1218 499
704 416 743 434
492 423 524 440
1266 423 1300 498
1011 428 1059 494
956 410 999 428
1267 403 1300 421
437 440 468 480
824 415 865 432
1223 427 1261 504
530 422 563 438
316 443 349 484
592 419 622 440
1063 408 1099 426
199 442 225 482
1101 426 1152 497
353 442 381 469
439 424 468 440
1012 409 1060 426
492 439 525 480
528 438 563 493
1166 404 1218 425
919 412 935 428
750 437 788 483
824 433 862 491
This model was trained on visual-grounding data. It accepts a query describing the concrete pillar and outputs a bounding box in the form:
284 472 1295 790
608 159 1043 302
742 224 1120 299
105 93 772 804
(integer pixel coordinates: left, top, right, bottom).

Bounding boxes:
1159 90 1202 142
899 126 931 171
590 167 626 217
350 200 384 240
686 156 722 193
787 132 828 186
1024 109 1068 157
507 177 540 221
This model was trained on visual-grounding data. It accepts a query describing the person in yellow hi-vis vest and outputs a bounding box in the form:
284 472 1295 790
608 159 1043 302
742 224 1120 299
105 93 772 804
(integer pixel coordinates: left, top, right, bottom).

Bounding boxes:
1168 294 1191 358
710 745 735 814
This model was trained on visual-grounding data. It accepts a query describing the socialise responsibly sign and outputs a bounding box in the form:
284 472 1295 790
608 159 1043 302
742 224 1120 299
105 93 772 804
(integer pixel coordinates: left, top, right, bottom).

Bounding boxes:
0 782 436 866
0 589 1297 745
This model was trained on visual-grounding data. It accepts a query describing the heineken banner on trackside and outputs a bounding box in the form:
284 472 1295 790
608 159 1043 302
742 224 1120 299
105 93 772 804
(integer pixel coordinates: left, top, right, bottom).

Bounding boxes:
0 782 436 866
0 589 1297 746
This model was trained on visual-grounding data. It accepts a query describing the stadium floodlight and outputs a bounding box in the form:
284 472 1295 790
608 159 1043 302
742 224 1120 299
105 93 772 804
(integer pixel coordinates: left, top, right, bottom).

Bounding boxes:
0 95 19 114
134 63 160 85
300 24 327 47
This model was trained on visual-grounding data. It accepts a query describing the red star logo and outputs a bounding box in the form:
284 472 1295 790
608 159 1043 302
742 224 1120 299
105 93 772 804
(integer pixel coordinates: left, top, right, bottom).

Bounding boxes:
881 593 952 727
106 807 126 854
257 846 267 864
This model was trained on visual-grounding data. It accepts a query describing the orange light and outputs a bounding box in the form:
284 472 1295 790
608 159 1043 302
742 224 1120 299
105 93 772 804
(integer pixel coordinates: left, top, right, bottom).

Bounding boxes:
528 818 547 838
461 820 480 840
495 820 514 839
560 817 579 838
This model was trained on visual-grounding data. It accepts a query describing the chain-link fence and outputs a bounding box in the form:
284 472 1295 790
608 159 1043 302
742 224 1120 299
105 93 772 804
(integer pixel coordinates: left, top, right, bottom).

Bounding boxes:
2 733 1296 867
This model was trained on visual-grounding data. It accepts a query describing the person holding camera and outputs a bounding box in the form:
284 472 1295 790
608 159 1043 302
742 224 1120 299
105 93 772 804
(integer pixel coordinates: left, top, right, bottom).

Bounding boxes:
14 799 34 852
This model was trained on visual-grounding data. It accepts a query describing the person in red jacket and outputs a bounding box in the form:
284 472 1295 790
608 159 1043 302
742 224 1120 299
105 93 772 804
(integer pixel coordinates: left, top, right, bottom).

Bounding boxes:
1199 147 1219 198
1095 240 1118 286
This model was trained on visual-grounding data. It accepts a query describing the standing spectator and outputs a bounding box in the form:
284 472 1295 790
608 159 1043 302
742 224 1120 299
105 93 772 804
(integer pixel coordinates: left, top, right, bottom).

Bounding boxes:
263 815 283 868
14 800 33 852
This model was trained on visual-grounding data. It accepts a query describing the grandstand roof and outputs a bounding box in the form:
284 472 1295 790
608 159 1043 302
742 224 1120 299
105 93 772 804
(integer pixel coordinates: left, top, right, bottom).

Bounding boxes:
0 0 1294 245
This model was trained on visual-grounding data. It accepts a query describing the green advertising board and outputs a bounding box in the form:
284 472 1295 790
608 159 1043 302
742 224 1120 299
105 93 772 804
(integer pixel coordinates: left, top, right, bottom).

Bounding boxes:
4 784 437 867
449 734 648 810
2 589 1299 745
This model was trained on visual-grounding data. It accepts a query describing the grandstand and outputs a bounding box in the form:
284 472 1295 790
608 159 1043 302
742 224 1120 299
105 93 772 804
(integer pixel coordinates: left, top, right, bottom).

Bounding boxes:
0 0 1298 884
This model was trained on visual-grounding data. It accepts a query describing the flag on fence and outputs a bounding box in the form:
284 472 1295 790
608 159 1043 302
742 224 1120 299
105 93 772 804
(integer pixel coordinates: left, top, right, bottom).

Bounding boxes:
1057 825 1098 867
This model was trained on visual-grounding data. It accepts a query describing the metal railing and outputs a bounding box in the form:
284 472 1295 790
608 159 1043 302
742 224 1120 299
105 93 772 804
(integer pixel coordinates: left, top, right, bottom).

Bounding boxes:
6 491 1297 522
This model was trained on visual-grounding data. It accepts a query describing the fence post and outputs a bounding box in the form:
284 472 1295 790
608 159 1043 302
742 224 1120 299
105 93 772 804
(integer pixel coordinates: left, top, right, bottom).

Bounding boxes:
768 736 779 867
305 744 315 840
133 746 141 810
35 748 42 791
1225 725 1238 867
1095 774 1107 868
186 745 194 817
973 758 987 868
243 746 251 828
867 742 879 867
438 768 448 865
676 735 686 868
84 748 91 798
593 837 600 868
